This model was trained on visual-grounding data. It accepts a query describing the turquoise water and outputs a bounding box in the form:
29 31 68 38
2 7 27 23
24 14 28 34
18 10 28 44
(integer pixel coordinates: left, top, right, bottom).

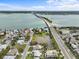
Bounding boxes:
0 14 45 29
42 15 79 27
0 13 79 29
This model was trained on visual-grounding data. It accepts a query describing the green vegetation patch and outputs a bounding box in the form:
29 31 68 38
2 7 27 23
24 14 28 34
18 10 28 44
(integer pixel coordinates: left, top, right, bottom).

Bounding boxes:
0 35 5 43
43 17 52 23
15 55 21 59
28 47 33 51
0 46 10 59
26 53 34 59
30 34 38 45
51 36 64 59
51 37 59 50
15 44 26 53
32 34 36 40
25 32 30 41
37 32 49 37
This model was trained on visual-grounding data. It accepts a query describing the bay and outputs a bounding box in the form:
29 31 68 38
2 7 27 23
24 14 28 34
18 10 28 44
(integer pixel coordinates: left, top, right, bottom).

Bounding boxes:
0 13 79 29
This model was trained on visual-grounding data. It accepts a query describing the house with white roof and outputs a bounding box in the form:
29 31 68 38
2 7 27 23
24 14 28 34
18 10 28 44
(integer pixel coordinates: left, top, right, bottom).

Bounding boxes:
17 40 25 45
3 56 16 59
0 44 8 52
45 50 58 59
71 43 77 49
14 29 18 33
0 31 4 36
32 50 42 59
19 37 25 40
60 29 70 35
33 44 43 50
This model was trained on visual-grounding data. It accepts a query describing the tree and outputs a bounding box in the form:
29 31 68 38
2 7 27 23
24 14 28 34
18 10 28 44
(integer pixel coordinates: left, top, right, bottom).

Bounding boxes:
11 39 17 46
0 46 10 59
68 37 71 44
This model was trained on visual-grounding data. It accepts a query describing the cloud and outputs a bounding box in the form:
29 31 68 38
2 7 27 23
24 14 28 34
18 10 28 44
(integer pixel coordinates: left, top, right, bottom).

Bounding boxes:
0 3 14 10
57 3 79 11
46 0 55 4
46 0 79 11
46 0 78 4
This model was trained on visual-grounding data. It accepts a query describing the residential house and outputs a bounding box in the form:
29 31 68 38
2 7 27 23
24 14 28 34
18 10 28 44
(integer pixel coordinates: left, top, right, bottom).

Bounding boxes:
60 29 70 35
3 56 16 59
33 44 43 50
0 31 5 36
7 47 19 56
45 50 58 59
17 40 25 45
3 47 19 59
32 50 42 59
0 44 8 52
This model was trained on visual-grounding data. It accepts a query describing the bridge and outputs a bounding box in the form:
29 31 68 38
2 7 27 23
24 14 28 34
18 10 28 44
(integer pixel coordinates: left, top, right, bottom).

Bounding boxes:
34 14 76 59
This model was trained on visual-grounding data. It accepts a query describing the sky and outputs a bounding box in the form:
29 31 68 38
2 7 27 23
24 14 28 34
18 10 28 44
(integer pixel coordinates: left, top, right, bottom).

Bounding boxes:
0 0 79 11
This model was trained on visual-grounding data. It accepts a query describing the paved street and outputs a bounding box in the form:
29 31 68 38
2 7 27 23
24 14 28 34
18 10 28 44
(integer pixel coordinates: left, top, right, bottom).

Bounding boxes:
21 30 33 59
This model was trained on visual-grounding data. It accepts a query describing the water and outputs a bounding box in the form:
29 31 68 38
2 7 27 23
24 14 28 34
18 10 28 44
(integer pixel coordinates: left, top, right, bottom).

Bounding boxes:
42 15 79 27
0 13 45 29
0 13 79 29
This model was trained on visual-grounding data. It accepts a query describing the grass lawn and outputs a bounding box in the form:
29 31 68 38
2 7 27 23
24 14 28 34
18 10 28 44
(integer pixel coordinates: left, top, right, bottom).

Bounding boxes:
31 32 49 45
32 34 36 41
15 44 26 53
0 46 10 59
26 54 34 59
25 32 30 41
35 31 49 37
51 37 59 50
0 39 2 43
30 35 37 45
0 35 5 43
28 47 33 51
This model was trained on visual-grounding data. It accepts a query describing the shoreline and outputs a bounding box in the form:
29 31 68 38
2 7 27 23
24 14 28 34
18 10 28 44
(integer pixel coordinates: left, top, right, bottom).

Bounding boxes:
0 26 79 30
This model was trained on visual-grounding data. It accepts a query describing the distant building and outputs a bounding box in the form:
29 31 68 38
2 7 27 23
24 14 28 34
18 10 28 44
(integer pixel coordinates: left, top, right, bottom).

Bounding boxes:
60 29 70 35
14 29 18 33
0 31 5 36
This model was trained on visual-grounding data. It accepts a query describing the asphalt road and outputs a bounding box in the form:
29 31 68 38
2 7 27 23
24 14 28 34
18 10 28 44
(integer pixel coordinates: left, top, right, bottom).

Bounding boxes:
21 30 33 59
